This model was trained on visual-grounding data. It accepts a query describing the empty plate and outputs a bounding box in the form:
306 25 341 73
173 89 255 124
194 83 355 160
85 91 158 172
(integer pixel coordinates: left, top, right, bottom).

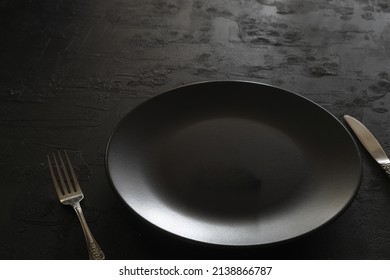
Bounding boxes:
105 81 361 246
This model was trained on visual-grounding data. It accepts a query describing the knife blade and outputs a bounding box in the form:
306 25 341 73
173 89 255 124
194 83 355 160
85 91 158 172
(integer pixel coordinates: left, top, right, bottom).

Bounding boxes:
344 115 390 176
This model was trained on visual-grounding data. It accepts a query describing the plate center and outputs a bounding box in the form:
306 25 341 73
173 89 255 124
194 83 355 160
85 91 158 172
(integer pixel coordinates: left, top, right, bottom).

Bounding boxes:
149 117 308 221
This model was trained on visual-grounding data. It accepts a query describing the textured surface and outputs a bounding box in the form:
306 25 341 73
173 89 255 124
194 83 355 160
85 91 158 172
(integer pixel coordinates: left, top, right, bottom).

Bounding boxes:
1 0 390 259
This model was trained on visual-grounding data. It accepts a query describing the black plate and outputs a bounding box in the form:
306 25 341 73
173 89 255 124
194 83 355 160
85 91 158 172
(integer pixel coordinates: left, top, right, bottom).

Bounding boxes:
106 81 361 246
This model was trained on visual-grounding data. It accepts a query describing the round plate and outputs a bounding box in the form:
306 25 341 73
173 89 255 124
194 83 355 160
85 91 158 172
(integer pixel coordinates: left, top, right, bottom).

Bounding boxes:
105 81 361 246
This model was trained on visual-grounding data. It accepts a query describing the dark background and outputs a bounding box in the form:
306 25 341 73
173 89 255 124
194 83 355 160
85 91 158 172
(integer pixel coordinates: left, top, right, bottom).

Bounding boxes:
1 0 390 259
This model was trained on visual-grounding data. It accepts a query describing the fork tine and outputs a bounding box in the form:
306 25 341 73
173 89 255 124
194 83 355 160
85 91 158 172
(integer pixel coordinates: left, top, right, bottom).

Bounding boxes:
57 151 75 193
64 151 81 193
52 152 70 195
47 154 65 197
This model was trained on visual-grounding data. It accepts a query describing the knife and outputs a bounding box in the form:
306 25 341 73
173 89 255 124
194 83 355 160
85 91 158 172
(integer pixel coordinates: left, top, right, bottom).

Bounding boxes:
344 115 390 176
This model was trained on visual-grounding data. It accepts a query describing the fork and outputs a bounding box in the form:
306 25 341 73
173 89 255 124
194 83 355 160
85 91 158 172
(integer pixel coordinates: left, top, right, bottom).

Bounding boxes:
47 151 105 260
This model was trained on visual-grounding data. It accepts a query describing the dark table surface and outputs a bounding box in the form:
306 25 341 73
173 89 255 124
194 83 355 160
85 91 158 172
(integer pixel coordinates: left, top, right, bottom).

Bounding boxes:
1 0 390 260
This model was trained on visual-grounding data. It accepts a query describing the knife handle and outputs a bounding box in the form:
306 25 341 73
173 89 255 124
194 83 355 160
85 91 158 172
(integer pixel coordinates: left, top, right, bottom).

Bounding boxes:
381 162 390 177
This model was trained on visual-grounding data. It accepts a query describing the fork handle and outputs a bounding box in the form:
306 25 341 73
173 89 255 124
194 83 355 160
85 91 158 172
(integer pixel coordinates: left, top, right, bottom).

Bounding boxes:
72 202 105 260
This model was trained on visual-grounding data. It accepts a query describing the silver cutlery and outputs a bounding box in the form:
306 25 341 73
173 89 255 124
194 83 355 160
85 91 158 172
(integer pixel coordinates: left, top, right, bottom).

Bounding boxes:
344 115 390 176
47 151 105 260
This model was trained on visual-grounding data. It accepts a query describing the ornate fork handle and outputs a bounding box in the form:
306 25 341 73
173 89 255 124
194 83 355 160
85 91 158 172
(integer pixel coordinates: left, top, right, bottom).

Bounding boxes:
72 202 105 260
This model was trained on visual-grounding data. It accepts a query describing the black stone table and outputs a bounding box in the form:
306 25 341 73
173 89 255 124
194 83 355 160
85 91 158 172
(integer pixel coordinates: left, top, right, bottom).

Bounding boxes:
1 0 390 259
